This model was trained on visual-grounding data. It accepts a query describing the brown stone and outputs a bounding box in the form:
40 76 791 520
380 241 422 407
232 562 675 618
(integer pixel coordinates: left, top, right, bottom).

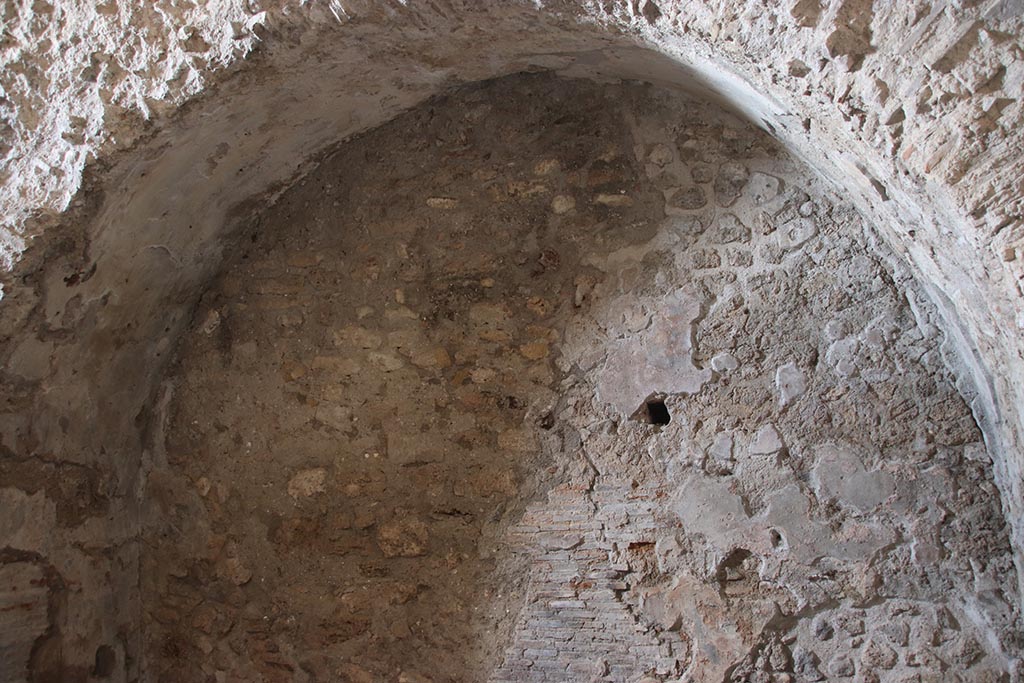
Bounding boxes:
377 516 430 557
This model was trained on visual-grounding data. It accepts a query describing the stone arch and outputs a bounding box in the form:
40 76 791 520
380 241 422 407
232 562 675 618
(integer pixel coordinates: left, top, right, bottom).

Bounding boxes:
1 2 1023 680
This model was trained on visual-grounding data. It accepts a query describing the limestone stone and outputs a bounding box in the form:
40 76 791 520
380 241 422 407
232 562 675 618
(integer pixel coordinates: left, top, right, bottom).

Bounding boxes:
426 197 458 209
219 557 252 586
775 362 807 408
711 352 739 373
667 185 707 211
776 217 819 250
377 516 430 558
411 347 452 370
708 431 735 464
315 404 353 431
551 195 576 215
287 469 328 499
714 162 750 206
594 193 634 207
746 172 781 205
749 425 784 456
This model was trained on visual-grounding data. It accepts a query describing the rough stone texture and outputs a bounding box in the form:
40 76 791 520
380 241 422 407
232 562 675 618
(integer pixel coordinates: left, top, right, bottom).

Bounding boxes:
1 1 1024 681
143 76 1021 681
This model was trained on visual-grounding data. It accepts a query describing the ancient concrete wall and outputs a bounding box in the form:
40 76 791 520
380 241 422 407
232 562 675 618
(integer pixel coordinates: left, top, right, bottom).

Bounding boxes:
1 1 1023 681
142 74 1021 682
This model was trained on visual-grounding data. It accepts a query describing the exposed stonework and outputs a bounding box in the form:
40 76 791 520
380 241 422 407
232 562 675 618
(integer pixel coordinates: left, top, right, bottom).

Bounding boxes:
142 76 1021 681
2 2 1024 681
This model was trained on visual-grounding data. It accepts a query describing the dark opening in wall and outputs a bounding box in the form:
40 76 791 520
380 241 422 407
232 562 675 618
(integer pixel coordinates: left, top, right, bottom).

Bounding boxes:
92 645 115 678
634 396 671 425
716 548 757 597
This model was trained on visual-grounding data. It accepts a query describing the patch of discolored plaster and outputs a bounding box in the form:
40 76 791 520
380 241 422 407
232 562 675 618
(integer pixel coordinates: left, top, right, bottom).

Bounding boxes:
595 288 711 416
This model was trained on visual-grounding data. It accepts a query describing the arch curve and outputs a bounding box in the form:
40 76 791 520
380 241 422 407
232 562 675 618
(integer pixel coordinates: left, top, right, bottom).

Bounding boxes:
1 1 1023 680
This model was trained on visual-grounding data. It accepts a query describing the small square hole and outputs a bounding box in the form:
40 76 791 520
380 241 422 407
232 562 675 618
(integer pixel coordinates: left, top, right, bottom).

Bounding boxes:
633 395 671 426
646 398 671 425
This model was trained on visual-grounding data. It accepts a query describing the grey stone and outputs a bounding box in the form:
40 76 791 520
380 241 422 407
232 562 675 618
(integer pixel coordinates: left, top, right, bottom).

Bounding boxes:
775 362 807 407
